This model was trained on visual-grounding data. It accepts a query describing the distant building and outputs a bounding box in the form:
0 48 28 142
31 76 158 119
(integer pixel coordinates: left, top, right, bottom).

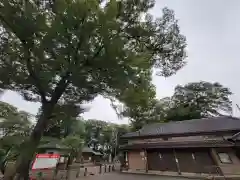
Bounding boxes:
81 146 103 164
37 141 70 169
120 116 240 178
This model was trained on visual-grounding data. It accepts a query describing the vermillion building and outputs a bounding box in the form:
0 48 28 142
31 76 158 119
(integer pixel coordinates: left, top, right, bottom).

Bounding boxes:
120 116 240 177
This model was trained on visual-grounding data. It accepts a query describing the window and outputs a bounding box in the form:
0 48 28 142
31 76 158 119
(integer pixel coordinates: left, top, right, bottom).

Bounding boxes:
218 153 232 164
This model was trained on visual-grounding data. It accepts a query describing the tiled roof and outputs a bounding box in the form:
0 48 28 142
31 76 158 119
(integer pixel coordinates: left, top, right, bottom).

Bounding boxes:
82 147 103 156
122 116 240 138
38 142 70 150
120 139 234 150
82 146 94 153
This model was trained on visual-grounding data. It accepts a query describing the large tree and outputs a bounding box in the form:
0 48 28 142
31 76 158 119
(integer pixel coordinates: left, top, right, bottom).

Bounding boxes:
128 81 233 130
119 81 157 130
158 81 233 122
0 0 186 179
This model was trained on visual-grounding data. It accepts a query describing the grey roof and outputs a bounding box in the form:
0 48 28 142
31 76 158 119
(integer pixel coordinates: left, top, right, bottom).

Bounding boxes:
82 146 94 153
122 116 240 138
82 147 103 156
120 139 234 150
38 142 70 150
94 151 103 156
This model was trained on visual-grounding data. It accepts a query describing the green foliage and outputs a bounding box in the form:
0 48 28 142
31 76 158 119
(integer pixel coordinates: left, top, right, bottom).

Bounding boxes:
157 81 233 122
43 103 85 138
41 116 129 156
62 135 84 165
0 148 5 161
0 101 18 119
128 81 233 130
40 136 60 145
0 0 186 113
82 119 129 155
0 101 32 143
84 119 108 152
172 81 232 117
62 135 84 152
0 1 186 177
0 101 33 168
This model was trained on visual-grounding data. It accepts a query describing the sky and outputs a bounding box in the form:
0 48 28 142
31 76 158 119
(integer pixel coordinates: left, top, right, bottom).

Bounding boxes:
1 0 240 124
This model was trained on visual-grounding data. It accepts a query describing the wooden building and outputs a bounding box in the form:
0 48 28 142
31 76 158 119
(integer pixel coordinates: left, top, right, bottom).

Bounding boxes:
120 116 240 177
81 147 103 163
37 141 70 169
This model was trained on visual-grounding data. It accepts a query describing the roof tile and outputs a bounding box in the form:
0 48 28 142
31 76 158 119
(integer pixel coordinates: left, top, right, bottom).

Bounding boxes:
122 116 240 138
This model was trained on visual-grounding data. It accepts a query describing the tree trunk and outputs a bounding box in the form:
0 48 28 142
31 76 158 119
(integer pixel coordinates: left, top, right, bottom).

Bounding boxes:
4 102 55 180
66 151 75 168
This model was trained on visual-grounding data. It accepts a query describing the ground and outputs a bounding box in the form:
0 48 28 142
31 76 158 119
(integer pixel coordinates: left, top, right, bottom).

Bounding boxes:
82 173 198 180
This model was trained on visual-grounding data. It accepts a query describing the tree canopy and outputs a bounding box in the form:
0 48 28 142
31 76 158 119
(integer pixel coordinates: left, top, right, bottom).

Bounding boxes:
43 103 85 138
0 102 33 175
134 81 233 130
173 82 232 116
160 81 232 122
0 101 32 141
0 0 187 178
0 101 130 166
0 0 186 105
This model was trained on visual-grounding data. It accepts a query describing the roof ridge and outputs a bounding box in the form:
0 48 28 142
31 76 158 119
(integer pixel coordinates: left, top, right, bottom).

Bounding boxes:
122 116 240 138
142 116 239 129
228 116 240 120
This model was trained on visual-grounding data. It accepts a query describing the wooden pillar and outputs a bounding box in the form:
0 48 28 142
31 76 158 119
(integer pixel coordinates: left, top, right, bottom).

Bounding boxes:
126 151 129 170
210 148 224 176
173 148 181 175
210 148 220 166
145 149 148 173
99 164 102 174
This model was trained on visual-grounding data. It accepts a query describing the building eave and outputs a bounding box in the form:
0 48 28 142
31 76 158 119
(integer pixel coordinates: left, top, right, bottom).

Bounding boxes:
120 140 234 150
121 129 240 140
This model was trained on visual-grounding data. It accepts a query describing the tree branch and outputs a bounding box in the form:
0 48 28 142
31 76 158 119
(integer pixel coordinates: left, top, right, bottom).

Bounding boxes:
50 72 70 104
92 44 104 60
49 35 84 104
24 50 47 103
49 14 88 105
0 13 47 103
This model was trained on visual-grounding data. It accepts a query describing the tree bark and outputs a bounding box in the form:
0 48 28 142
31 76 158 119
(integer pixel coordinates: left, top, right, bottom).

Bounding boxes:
4 102 55 180
66 151 75 168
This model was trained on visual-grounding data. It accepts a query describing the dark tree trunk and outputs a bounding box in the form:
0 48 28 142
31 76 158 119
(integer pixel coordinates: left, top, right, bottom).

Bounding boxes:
4 102 55 180
66 151 75 168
